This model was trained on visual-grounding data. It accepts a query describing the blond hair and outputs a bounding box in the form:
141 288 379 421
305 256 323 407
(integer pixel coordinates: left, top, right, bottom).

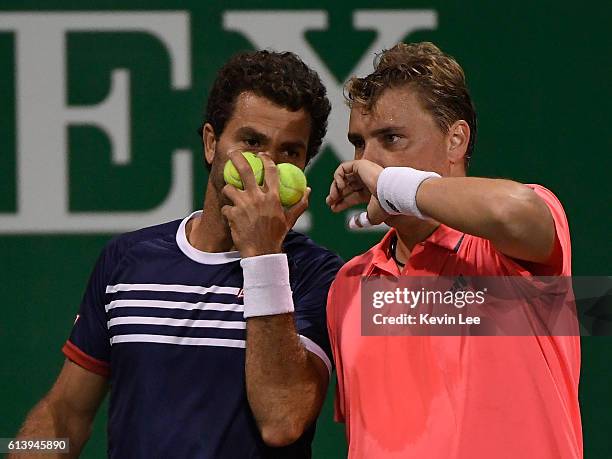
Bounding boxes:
346 42 477 165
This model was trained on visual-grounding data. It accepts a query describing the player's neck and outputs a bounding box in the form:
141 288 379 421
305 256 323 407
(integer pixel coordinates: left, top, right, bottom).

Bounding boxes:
188 183 234 253
393 218 439 264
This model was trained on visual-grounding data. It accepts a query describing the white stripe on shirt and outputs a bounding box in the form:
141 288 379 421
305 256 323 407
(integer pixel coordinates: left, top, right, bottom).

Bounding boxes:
299 335 332 376
106 283 240 295
107 316 245 329
105 299 243 313
110 334 245 348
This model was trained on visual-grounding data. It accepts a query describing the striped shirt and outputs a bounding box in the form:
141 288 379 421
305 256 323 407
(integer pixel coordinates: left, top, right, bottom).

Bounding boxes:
63 211 343 458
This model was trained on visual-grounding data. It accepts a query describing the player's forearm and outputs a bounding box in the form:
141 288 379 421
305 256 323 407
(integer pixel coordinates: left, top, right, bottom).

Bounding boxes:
416 177 532 237
416 177 555 261
239 254 327 446
11 397 90 459
245 314 325 447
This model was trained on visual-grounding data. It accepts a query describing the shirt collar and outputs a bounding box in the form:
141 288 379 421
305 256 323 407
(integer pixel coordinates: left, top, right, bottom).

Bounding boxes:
426 224 465 252
369 224 465 276
176 210 242 264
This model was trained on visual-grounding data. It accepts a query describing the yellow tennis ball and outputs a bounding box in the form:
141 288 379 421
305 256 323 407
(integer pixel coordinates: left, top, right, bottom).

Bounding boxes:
223 152 264 189
277 163 307 207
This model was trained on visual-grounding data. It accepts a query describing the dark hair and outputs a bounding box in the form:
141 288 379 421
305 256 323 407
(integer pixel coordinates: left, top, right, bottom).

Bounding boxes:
346 42 477 167
199 50 331 165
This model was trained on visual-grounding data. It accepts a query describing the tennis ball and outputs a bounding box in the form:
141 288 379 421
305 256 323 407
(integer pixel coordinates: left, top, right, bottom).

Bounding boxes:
277 163 307 207
223 152 264 189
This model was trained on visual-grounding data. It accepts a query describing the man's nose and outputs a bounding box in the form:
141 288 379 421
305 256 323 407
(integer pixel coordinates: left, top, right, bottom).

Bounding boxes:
361 143 380 163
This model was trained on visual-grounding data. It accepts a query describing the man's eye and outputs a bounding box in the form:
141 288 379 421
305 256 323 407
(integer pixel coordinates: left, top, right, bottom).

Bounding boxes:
284 150 299 158
385 134 400 144
244 138 260 147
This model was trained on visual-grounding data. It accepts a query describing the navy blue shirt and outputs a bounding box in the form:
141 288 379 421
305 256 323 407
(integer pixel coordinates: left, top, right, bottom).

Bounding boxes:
63 211 343 458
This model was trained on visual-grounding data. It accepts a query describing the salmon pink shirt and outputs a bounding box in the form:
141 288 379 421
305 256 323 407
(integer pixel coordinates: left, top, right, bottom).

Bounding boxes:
327 185 582 459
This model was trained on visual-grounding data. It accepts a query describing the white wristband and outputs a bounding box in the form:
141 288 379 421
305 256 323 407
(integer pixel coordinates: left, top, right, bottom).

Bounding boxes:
376 167 441 219
240 253 294 318
348 211 374 229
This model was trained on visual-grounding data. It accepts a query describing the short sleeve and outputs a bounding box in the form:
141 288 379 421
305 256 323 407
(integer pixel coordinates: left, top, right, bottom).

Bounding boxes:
62 241 119 377
326 279 346 423
291 252 343 376
527 184 572 275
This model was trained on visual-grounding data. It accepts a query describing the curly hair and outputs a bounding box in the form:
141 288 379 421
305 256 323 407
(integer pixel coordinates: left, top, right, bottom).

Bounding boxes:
346 42 477 166
199 50 331 165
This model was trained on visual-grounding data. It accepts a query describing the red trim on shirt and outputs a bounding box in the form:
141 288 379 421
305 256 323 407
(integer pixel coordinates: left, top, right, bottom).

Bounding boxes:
62 340 110 377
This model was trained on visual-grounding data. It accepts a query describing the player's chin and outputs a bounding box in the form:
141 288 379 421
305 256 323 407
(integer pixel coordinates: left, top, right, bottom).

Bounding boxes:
387 214 428 228
384 214 406 227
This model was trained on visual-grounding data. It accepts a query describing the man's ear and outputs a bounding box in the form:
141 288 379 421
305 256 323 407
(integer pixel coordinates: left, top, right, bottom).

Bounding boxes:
203 123 217 166
447 120 470 166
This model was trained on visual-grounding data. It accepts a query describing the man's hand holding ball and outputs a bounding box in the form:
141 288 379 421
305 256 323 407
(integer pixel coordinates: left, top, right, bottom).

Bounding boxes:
221 151 310 258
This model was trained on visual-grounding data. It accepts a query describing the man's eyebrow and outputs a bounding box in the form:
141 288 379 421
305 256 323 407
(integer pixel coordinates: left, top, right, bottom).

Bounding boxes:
280 139 307 151
235 126 269 142
347 126 404 143
370 126 405 137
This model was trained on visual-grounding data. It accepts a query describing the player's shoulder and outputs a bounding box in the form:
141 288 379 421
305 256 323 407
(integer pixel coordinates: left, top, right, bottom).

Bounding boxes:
525 183 565 208
326 248 377 322
283 230 343 267
102 218 183 260
334 244 379 281
523 183 569 233
525 183 555 194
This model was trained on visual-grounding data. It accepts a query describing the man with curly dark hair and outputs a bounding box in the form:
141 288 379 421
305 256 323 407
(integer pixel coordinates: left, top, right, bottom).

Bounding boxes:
200 50 330 166
12 50 341 459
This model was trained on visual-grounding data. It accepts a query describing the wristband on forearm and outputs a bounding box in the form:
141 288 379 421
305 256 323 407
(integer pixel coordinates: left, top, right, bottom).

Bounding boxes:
348 211 374 229
240 253 294 318
376 167 441 219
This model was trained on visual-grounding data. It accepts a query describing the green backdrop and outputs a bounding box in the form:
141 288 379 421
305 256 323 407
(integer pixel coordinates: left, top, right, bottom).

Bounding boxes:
1 1 610 457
